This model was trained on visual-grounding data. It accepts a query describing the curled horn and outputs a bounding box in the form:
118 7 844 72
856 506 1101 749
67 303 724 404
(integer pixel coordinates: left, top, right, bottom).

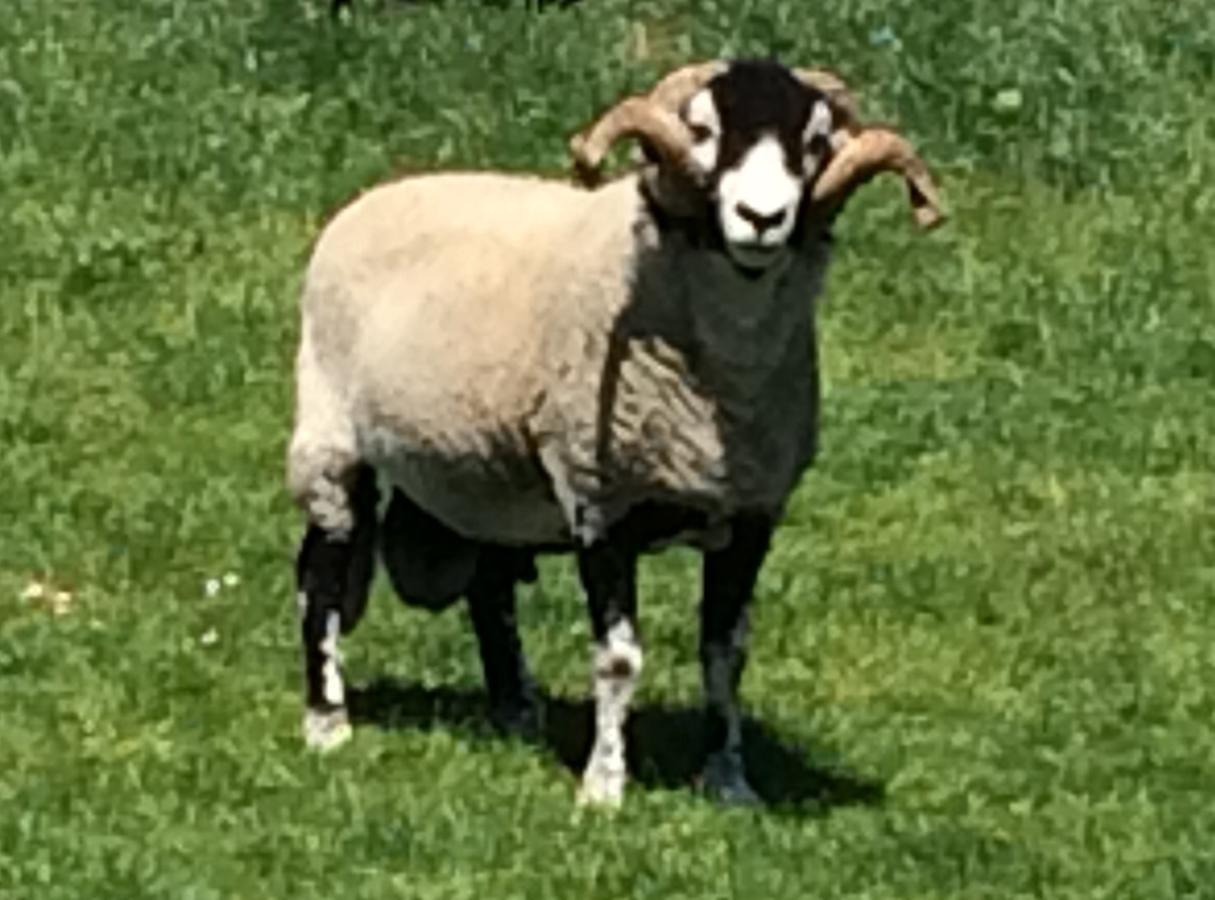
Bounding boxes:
646 60 726 111
569 61 725 185
568 99 694 185
808 126 946 230
795 66 945 230
793 67 861 130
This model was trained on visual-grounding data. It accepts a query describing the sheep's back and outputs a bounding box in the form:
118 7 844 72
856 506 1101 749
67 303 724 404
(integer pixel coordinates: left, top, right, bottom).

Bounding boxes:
300 172 638 544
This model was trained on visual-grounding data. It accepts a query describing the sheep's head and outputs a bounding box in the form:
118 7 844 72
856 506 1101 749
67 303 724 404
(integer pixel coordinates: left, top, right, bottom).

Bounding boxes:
570 59 945 275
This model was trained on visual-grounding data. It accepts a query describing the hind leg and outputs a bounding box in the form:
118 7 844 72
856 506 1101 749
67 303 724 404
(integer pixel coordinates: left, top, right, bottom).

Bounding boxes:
378 492 540 733
295 463 378 751
466 548 541 738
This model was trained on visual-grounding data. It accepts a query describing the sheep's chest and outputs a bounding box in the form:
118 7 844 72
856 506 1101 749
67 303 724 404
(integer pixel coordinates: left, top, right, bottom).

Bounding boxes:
537 315 819 543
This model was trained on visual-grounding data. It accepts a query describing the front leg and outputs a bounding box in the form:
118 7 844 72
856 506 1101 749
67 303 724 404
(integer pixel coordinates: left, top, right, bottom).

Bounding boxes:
576 539 642 808
700 513 774 804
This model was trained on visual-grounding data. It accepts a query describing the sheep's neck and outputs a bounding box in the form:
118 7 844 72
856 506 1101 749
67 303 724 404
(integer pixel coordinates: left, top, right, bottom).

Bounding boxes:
534 214 824 536
579 248 821 520
682 250 819 398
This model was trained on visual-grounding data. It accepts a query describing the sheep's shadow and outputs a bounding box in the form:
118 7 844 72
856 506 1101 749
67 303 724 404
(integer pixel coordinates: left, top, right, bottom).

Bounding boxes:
348 678 884 815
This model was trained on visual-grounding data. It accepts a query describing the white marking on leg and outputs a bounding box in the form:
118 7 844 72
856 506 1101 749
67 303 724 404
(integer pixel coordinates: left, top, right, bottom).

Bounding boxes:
320 610 345 707
579 619 642 808
301 608 352 753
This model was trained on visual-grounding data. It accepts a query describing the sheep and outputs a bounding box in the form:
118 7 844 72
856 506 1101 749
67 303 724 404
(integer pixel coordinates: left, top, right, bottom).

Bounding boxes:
286 58 945 807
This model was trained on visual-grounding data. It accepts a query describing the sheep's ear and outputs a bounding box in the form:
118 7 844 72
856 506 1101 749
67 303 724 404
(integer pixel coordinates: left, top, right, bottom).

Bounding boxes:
807 126 946 230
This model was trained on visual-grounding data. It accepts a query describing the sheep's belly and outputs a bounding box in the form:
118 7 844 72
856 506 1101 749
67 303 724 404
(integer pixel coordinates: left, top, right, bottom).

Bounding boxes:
360 425 569 546
540 420 812 542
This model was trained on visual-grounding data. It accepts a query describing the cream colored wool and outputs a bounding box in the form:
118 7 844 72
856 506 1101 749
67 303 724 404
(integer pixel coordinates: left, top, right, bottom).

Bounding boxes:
287 169 828 549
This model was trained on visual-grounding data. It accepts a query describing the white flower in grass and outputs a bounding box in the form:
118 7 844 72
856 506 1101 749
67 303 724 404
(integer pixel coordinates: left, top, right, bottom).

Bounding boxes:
51 591 73 616
204 578 222 598
222 572 240 588
21 581 73 615
993 88 1023 112
200 628 219 646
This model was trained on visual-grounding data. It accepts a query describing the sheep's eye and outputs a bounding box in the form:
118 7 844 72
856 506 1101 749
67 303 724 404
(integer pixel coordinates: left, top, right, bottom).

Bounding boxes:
689 123 715 144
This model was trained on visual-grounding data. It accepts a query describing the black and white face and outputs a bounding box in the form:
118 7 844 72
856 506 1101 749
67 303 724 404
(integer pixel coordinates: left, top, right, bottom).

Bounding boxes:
681 61 834 273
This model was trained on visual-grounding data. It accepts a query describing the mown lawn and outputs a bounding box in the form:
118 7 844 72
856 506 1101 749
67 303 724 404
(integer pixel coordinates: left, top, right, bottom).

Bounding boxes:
2 0 1214 897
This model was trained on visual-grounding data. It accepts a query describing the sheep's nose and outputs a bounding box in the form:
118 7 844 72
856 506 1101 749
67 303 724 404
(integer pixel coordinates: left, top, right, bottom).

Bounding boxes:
735 202 787 237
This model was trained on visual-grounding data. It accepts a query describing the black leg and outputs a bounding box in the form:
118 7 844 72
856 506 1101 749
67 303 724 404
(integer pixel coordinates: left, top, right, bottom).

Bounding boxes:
296 464 378 750
466 549 540 738
700 512 773 803
575 538 642 807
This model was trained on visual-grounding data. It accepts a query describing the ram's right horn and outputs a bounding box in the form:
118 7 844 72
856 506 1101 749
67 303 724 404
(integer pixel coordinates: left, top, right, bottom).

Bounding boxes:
569 99 696 185
569 61 725 185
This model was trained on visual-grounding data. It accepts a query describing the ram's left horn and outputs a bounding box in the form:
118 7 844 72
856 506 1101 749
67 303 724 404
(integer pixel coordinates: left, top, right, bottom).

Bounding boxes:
807 126 946 229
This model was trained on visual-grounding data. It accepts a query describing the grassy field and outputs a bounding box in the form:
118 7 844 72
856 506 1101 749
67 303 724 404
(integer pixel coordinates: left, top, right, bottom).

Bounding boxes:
3 0 1214 896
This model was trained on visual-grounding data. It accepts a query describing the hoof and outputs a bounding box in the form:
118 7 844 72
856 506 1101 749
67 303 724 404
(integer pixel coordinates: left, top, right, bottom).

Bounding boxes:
490 698 544 743
702 753 761 806
489 683 544 743
576 765 626 809
303 707 352 752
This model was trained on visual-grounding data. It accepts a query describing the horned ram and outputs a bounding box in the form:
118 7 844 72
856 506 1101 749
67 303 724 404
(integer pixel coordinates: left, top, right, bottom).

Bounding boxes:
286 58 945 807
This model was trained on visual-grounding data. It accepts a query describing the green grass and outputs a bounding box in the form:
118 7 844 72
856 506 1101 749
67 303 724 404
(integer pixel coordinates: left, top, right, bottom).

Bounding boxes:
3 0 1215 896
